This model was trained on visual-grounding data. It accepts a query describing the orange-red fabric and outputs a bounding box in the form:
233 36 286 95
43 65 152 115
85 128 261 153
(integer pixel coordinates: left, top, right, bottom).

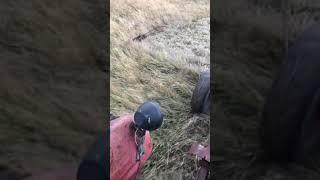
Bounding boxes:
110 114 152 180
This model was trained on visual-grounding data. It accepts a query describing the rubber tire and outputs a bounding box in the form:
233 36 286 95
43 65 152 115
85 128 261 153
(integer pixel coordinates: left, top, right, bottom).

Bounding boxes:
191 70 210 115
260 24 320 162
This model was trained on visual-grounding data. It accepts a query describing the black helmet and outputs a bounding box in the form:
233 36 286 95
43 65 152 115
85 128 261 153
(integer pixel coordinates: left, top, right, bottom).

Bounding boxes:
133 101 164 131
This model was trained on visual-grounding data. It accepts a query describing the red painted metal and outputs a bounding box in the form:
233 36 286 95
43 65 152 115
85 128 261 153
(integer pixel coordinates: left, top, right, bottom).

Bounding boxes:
189 143 210 180
110 114 153 180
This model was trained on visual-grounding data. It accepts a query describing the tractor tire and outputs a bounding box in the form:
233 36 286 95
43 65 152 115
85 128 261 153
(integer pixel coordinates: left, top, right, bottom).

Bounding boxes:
191 70 210 115
260 24 320 162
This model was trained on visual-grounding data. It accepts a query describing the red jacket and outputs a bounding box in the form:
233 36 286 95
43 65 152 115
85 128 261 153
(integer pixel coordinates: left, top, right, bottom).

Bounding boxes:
110 114 152 180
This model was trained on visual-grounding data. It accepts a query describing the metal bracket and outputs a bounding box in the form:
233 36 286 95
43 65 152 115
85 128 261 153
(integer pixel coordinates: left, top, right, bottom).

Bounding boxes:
135 129 146 161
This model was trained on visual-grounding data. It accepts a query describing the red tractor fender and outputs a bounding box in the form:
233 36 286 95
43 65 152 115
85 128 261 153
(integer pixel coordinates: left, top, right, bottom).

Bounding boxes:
110 114 153 180
189 143 210 180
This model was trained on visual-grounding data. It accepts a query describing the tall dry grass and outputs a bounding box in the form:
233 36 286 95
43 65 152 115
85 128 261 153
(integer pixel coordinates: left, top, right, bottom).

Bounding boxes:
110 0 209 113
213 0 320 179
111 0 210 178
0 0 107 175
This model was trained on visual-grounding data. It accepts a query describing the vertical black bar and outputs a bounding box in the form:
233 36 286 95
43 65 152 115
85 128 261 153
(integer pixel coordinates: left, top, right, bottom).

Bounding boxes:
106 0 110 179
210 0 214 179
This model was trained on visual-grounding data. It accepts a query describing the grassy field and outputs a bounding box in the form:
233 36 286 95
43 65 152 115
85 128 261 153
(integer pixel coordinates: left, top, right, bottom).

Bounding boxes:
110 0 210 179
0 0 107 177
213 0 320 179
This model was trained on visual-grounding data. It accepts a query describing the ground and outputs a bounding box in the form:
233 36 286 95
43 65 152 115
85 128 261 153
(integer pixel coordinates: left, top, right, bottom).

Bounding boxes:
213 0 320 179
110 0 210 179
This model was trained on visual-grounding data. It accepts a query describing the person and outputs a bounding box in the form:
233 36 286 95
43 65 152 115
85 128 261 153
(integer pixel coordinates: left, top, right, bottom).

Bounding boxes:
110 101 163 180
